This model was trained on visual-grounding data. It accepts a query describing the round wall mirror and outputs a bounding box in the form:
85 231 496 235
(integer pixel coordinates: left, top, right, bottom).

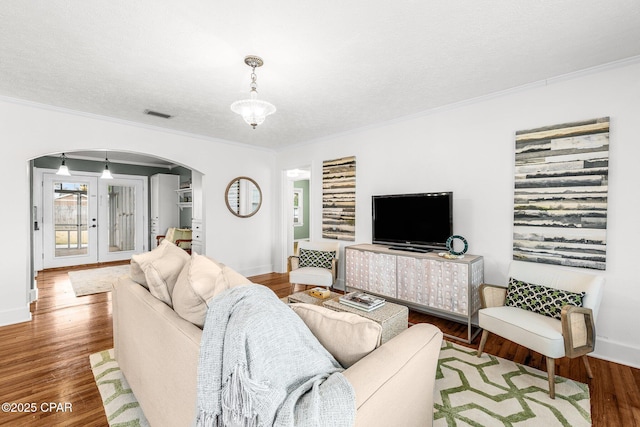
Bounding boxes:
225 176 262 218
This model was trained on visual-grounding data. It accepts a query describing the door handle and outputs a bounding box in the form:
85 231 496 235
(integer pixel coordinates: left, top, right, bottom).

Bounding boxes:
91 225 97 228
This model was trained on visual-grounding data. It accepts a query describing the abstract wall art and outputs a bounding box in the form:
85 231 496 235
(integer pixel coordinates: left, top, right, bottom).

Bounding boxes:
513 117 610 270
322 156 356 241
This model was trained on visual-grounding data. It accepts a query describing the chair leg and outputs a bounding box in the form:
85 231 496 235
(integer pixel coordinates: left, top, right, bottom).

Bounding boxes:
546 357 556 399
582 355 594 378
477 330 489 357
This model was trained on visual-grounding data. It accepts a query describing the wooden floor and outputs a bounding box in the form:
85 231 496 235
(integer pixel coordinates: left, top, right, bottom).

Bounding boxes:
0 269 638 426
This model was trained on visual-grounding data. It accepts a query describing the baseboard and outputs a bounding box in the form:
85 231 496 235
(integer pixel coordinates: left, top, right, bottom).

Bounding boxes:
241 264 274 278
591 337 640 369
29 288 38 303
0 306 32 327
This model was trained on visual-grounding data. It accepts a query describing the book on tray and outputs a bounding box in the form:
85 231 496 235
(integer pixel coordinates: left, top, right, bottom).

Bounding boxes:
339 292 385 312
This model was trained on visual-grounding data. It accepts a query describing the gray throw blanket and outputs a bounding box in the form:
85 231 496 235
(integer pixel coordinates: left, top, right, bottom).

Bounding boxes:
195 285 356 427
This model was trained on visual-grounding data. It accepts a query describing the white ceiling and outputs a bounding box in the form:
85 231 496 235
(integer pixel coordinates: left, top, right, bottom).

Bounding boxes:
2 1 640 150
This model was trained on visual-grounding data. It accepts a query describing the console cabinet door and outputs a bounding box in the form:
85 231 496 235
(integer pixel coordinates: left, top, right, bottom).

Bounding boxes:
345 248 396 298
345 248 369 290
397 256 429 306
367 251 396 298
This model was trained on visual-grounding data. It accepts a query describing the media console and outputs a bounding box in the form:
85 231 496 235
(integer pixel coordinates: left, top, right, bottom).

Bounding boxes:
344 243 484 343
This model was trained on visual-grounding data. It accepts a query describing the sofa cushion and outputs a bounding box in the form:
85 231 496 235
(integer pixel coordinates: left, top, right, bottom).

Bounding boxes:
291 303 382 368
130 239 190 290
172 253 252 328
505 277 585 320
298 248 336 269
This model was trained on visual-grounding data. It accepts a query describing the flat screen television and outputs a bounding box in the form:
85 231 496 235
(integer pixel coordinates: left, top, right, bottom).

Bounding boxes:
372 192 453 252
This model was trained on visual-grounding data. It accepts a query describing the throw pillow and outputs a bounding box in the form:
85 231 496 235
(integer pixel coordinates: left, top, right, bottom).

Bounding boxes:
130 239 189 289
144 264 173 306
172 253 252 328
291 303 382 368
130 239 190 304
505 278 586 320
298 249 336 269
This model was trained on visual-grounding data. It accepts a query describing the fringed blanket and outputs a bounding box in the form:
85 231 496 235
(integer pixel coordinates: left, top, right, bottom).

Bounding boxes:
195 285 356 427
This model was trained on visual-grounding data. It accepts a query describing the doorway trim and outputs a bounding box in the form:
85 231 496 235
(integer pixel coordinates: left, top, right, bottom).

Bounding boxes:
280 165 312 272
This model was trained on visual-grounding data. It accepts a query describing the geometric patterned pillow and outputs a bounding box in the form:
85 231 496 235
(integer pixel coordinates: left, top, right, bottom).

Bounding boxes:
505 278 585 320
298 249 336 269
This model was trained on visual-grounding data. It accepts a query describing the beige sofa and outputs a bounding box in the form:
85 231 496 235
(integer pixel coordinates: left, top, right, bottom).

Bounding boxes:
113 249 443 427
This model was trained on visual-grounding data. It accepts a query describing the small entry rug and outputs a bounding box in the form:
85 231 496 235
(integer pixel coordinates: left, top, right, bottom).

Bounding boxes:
68 265 130 297
434 341 591 426
89 349 150 427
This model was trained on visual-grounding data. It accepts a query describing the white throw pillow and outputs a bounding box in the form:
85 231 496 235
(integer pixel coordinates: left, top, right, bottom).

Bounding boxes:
172 253 252 328
144 265 173 306
291 303 382 368
129 239 189 289
130 240 190 303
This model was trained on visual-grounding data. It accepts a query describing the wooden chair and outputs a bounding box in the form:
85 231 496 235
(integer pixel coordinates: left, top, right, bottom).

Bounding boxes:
477 260 604 398
288 241 340 294
156 227 193 254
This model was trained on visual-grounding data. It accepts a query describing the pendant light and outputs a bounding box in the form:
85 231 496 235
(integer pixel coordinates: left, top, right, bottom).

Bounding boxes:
230 55 276 129
101 154 113 180
56 153 71 176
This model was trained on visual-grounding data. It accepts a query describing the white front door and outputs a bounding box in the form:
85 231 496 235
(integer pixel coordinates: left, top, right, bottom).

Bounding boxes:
41 172 147 268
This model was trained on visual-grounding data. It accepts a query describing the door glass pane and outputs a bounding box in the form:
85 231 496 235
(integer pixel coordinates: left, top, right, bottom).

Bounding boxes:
108 185 136 252
54 182 88 257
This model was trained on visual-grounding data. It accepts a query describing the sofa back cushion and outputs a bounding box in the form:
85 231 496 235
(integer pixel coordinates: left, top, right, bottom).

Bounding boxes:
291 303 382 368
172 253 252 328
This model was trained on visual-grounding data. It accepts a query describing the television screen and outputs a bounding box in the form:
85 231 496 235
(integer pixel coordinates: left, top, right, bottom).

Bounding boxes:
372 192 453 252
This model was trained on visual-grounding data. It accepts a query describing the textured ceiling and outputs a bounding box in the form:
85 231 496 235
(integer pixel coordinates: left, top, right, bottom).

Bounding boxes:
1 1 640 150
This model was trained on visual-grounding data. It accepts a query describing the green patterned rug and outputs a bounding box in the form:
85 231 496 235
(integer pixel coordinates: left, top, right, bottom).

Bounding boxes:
91 343 591 426
89 349 150 427
435 341 591 426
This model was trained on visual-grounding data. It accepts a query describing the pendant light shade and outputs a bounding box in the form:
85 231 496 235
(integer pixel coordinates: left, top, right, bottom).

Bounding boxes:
230 56 276 129
101 154 113 179
56 153 71 176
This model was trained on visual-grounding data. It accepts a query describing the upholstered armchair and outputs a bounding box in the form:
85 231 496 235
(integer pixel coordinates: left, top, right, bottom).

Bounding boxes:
288 241 340 294
156 227 193 254
477 260 604 399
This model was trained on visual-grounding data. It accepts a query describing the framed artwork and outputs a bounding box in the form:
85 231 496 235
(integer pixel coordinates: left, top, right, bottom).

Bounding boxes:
513 117 609 270
322 156 356 241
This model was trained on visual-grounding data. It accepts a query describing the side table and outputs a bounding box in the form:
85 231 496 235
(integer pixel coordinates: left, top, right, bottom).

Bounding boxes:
322 297 408 344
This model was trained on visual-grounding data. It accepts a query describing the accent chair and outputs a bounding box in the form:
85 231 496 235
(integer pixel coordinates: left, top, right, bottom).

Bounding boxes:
156 227 193 254
288 241 340 294
477 260 604 398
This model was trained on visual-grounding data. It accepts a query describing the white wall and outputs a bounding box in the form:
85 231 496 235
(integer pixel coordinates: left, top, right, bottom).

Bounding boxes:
276 59 640 368
0 98 275 327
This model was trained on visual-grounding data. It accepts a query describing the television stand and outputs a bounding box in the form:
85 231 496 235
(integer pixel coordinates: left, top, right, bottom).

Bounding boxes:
345 244 484 344
388 246 432 253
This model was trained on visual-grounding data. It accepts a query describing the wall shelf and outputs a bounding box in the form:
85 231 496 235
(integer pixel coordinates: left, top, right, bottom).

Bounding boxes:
176 187 192 210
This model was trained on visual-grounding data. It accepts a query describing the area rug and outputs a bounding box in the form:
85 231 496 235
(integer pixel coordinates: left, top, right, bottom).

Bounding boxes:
89 349 150 427
90 342 590 427
434 340 591 426
68 265 130 297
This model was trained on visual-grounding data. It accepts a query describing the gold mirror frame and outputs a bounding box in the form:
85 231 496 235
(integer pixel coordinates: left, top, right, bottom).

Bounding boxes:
225 176 262 218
